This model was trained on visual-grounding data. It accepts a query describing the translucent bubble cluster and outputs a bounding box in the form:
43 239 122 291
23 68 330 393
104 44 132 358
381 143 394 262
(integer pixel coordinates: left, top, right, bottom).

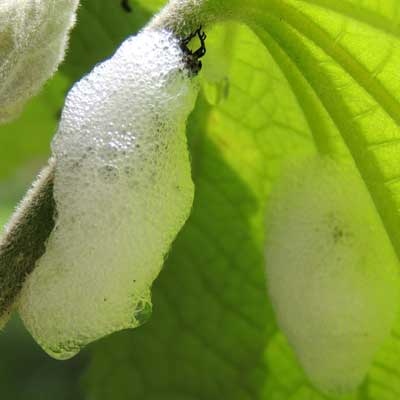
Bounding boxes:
0 0 79 123
265 156 400 395
18 29 198 359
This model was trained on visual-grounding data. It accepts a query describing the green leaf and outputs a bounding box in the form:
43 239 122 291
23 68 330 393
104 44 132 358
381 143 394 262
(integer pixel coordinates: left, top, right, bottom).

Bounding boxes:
2 0 400 398
226 1 400 398
0 74 67 180
80 1 400 399
237 0 400 260
83 5 315 400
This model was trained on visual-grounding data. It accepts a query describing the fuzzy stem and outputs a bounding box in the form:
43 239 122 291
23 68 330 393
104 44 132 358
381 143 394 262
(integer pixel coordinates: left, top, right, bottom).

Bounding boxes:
147 0 227 36
0 161 55 321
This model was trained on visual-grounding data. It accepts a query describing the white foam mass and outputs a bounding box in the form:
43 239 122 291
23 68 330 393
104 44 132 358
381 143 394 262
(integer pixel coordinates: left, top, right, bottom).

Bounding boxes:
0 0 79 123
265 156 400 394
18 29 198 359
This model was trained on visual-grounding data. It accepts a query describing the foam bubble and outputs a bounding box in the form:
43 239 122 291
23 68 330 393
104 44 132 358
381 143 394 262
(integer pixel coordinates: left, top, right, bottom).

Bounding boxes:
0 0 79 123
18 29 198 359
265 156 400 394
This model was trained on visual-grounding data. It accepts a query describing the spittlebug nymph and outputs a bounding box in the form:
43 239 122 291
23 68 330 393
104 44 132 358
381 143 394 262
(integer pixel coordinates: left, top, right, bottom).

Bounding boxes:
180 27 207 76
121 0 132 12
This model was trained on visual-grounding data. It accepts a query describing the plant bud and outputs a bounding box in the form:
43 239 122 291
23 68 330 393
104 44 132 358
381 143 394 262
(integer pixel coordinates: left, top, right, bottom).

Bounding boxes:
0 0 79 123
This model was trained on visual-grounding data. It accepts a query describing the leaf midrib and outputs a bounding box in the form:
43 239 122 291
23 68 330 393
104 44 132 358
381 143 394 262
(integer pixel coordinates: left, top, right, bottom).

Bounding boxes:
236 1 400 263
297 0 400 40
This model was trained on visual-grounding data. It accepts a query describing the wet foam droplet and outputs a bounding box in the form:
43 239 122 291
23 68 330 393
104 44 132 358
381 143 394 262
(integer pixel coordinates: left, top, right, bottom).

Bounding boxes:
265 156 400 394
18 29 198 359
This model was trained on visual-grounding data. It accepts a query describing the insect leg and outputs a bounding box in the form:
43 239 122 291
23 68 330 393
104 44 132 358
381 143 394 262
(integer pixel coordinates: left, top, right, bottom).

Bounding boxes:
193 29 207 58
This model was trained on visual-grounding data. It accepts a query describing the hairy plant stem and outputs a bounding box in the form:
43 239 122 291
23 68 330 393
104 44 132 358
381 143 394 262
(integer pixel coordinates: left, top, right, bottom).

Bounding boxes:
147 0 225 35
0 161 55 324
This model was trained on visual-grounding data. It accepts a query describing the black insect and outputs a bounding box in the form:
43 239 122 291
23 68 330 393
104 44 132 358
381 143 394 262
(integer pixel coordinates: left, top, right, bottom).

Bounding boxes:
121 0 132 12
180 26 207 76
